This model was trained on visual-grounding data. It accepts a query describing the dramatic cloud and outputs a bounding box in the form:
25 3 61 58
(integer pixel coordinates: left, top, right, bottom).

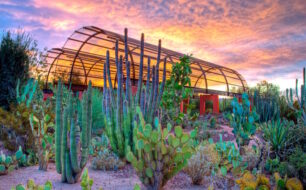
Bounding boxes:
1 0 306 90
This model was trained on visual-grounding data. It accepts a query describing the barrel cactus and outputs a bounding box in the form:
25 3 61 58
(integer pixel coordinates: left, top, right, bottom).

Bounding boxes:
55 80 92 183
126 107 197 190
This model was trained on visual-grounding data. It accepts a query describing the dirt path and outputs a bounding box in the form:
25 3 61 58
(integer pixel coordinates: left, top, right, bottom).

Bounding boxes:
0 163 212 190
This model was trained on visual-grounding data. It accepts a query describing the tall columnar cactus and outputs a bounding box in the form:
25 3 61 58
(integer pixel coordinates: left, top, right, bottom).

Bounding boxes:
126 107 197 190
286 67 306 125
103 29 167 158
55 81 92 183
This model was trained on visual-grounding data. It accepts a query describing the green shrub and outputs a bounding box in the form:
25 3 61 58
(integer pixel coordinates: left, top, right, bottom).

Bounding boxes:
0 31 42 110
210 116 216 128
288 147 306 180
205 100 213 113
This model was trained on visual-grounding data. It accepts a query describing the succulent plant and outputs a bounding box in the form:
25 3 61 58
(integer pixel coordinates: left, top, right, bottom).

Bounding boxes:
126 106 197 190
286 67 306 125
29 110 54 171
55 80 92 183
274 172 303 190
0 151 15 175
236 171 270 190
10 179 53 190
103 29 167 158
228 93 258 148
80 168 93 190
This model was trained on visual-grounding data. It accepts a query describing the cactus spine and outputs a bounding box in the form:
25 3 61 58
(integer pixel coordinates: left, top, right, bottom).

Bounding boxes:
55 81 92 183
104 29 167 158
286 67 306 125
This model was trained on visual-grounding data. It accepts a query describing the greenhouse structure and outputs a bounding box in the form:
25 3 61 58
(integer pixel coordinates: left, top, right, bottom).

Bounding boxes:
44 26 248 114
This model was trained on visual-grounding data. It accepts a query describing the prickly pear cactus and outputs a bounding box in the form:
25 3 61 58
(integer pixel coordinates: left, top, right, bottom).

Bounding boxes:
10 179 53 190
229 93 258 148
0 151 15 175
29 111 54 171
126 107 197 190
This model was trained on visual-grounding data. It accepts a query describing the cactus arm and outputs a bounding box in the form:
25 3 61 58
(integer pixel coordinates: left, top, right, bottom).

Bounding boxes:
106 50 115 109
116 56 124 157
70 110 81 173
147 66 156 122
87 81 92 152
156 57 167 109
80 91 88 168
136 33 144 105
61 107 68 182
65 150 75 183
26 79 38 107
55 80 62 173
124 29 131 106
144 57 151 114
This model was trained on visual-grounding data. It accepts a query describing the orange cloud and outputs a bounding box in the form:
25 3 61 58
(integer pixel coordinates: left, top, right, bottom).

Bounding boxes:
1 0 305 90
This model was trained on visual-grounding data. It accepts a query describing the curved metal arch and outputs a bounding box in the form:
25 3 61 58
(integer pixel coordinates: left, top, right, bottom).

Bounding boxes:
45 48 64 88
227 69 247 92
204 66 230 95
67 29 105 85
193 62 208 93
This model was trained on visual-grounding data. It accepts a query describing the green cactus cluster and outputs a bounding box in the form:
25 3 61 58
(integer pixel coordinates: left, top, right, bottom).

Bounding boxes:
55 80 92 183
15 146 28 167
11 179 53 190
0 146 30 175
103 29 167 158
253 90 280 123
286 67 306 125
213 135 246 176
229 93 258 148
16 78 39 108
126 107 197 190
29 111 54 171
0 151 14 175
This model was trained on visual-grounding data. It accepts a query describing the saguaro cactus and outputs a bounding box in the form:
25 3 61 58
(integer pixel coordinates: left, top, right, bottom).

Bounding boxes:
103 29 167 158
55 81 92 183
286 67 306 125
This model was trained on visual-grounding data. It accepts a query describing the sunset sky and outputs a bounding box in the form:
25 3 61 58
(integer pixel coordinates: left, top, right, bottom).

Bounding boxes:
1 0 306 90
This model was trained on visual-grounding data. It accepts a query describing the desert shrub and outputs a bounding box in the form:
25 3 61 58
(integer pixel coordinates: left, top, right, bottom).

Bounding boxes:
240 145 260 171
184 142 220 185
288 147 306 182
91 149 125 171
89 135 109 156
210 116 216 128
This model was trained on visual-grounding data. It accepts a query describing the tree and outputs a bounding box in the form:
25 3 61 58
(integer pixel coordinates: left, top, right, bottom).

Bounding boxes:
0 31 41 110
